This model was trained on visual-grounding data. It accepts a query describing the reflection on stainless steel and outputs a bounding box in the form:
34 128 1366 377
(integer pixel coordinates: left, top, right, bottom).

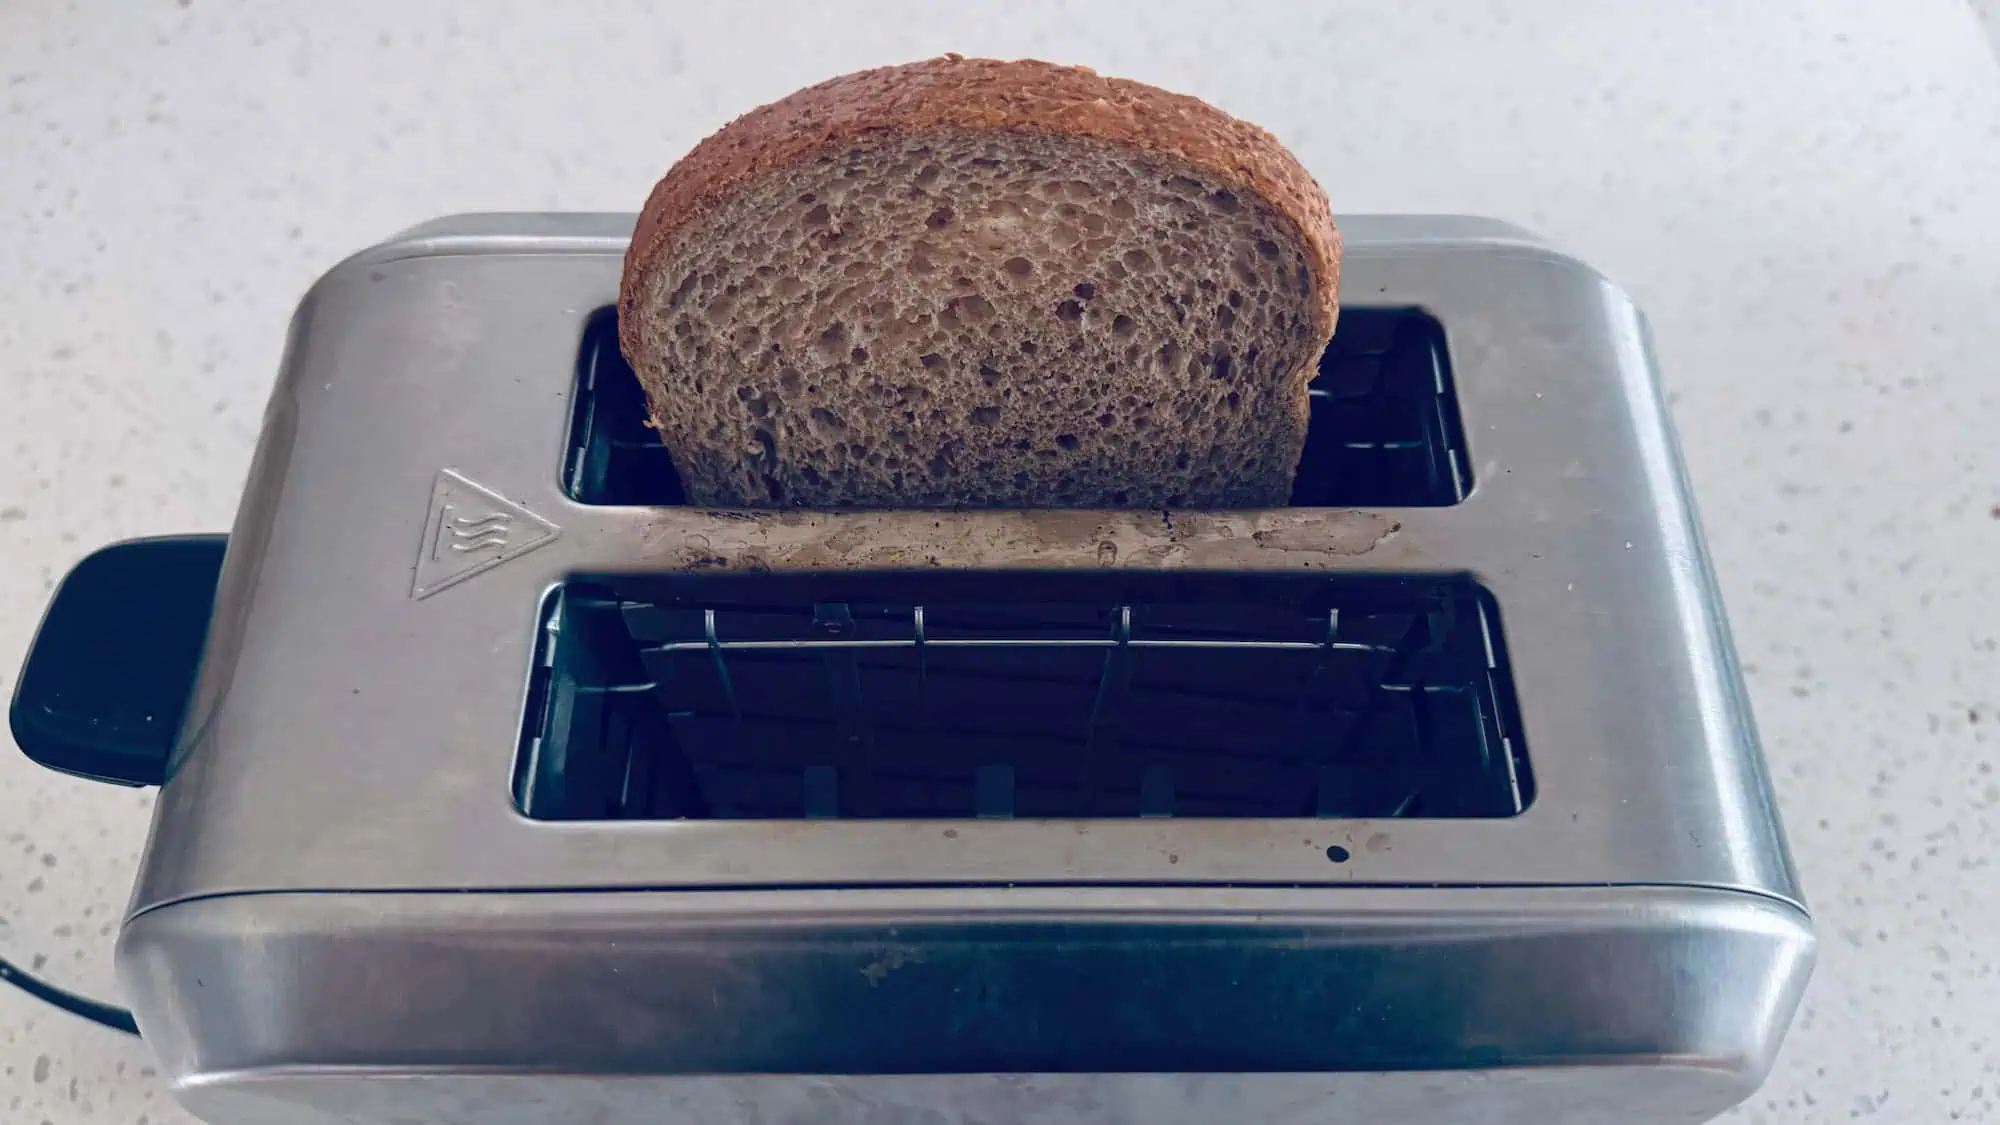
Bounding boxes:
122 885 1812 1124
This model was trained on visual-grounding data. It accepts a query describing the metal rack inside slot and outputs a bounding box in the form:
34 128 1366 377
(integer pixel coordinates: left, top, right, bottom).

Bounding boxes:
516 576 1531 822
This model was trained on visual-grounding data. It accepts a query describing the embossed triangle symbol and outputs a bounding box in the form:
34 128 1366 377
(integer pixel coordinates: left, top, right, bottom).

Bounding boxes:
412 469 561 600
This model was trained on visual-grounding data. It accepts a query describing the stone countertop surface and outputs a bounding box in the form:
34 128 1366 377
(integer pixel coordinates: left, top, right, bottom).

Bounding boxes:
3 2 1997 1122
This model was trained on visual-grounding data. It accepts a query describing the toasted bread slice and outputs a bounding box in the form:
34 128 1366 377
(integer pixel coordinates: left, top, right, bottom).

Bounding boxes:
620 56 1339 508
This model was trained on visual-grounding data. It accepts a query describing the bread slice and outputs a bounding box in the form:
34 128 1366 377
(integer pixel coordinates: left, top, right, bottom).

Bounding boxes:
619 56 1340 509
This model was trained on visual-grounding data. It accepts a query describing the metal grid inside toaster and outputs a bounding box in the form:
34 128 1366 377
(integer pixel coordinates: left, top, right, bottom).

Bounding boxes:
515 575 1530 820
564 307 1471 507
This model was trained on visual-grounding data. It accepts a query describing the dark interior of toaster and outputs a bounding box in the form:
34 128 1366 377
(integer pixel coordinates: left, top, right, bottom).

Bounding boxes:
514 573 1531 820
564 306 1471 507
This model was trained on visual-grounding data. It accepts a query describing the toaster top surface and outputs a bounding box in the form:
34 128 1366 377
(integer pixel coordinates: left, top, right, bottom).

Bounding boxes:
129 213 1799 915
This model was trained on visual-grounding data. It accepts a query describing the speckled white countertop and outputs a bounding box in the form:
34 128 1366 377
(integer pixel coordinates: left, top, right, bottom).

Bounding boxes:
4 2 1998 1123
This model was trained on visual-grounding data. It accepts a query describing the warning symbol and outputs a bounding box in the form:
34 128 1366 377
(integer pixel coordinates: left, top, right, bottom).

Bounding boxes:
412 469 561 600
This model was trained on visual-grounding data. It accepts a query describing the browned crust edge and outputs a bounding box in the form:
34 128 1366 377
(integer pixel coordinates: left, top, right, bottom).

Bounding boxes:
618 55 1340 365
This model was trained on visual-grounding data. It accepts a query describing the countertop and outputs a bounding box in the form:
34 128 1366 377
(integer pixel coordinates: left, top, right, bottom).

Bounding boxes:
4 2 1998 1122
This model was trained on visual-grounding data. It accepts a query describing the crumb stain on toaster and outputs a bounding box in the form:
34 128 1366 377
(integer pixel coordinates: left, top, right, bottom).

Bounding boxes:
859 946 925 986
1251 513 1401 555
647 507 1409 572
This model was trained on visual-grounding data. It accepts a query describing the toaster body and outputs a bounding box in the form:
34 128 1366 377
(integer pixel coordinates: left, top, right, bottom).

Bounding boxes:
17 214 1810 1125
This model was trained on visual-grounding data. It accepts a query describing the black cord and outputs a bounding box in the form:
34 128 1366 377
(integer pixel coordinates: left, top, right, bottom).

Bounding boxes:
0 954 140 1035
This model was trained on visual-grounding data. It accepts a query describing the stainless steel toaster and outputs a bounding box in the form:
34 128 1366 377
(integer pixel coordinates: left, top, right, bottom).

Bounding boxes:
10 214 1813 1125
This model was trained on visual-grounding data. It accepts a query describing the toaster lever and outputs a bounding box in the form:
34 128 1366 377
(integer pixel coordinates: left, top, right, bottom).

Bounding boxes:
9 535 226 787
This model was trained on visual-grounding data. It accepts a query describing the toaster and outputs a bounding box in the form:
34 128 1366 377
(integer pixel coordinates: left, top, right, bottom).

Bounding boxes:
10 214 1813 1125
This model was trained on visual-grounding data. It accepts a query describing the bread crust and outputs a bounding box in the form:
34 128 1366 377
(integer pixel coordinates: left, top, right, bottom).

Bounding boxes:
620 56 1338 367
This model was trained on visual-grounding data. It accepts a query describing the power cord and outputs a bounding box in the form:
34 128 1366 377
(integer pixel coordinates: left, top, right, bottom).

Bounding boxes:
0 953 140 1035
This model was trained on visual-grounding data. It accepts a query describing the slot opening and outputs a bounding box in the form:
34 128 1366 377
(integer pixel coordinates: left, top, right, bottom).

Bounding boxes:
564 307 1470 508
514 572 1531 821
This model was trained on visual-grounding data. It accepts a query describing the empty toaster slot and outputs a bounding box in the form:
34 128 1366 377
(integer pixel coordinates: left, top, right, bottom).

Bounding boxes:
564 307 1470 507
514 573 1529 820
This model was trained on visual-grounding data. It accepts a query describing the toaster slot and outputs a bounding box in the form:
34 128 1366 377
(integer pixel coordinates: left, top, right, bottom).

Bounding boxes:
514 573 1529 821
564 307 1470 507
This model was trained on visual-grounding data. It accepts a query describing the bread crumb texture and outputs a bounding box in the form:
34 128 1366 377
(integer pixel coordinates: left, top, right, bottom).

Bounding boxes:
621 56 1339 508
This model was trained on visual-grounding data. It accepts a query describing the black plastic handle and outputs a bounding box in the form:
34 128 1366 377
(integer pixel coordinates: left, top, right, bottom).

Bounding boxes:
9 535 227 786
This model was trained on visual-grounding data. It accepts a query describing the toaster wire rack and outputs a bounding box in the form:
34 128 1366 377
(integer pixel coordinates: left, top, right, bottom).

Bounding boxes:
518 574 1530 822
